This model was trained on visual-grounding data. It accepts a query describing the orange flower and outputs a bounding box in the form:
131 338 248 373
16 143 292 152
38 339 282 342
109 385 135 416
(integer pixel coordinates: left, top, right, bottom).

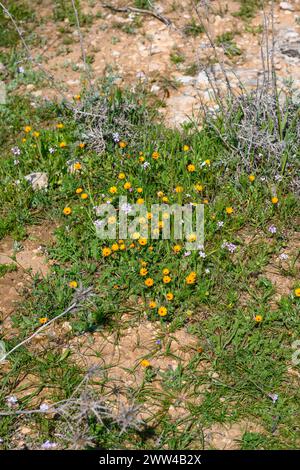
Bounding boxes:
158 306 167 317
166 292 174 301
119 141 127 148
145 278 154 287
140 268 148 276
39 317 48 324
163 275 171 284
78 142 85 149
24 126 32 133
272 197 279 205
294 288 300 297
63 207 72 215
59 141 67 148
186 272 197 285
226 207 234 214
141 359 151 368
139 238 147 246
249 175 255 182
255 315 263 323
187 164 195 172
74 94 81 100
69 281 78 289
76 188 83 194
81 193 88 200
74 162 82 170
149 300 157 308
173 244 182 253
152 151 159 160
102 247 112 257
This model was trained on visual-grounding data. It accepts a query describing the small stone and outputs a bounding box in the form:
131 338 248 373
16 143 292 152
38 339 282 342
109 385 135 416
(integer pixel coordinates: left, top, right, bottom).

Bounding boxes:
280 2 294 11
24 172 48 190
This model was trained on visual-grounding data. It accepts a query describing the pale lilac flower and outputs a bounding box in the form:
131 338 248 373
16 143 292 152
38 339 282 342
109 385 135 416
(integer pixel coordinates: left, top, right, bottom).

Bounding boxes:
6 396 18 407
49 147 56 154
94 220 104 230
113 133 120 143
205 268 210 274
18 66 25 74
41 441 57 449
184 251 191 257
199 251 206 258
279 253 289 261
14 159 20 165
11 146 20 156
275 175 283 182
217 221 224 228
142 161 150 169
120 202 132 214
268 225 277 234
268 393 278 404
222 242 237 253
40 403 49 412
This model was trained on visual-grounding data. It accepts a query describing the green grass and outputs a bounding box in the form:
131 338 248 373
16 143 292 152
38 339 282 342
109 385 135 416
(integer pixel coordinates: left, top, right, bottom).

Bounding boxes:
233 0 263 20
0 1 35 47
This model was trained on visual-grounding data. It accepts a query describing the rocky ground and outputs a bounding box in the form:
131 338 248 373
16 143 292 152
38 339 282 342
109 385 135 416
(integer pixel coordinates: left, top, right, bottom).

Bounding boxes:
18 0 300 125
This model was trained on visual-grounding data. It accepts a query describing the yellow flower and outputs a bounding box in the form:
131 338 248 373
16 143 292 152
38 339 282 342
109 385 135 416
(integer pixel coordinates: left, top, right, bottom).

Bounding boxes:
187 164 195 172
33 131 40 138
255 315 263 323
76 187 83 194
111 243 119 252
56 123 64 129
22 138 26 143
194 184 203 192
24 125 32 133
140 260 147 267
109 186 117 194
175 186 183 193
69 281 78 289
162 196 169 203
226 207 234 214
59 141 67 148
187 233 197 242
294 288 300 297
78 142 85 149
119 243 126 250
137 198 144 205
152 151 159 160
137 187 143 193
145 278 154 287
124 182 131 190
63 207 72 215
141 359 151 368
163 268 170 275
139 156 145 163
129 243 135 248
166 292 174 301
74 94 81 100
149 300 157 308
132 232 140 240
140 267 148 276
158 306 167 317
147 212 153 220
158 221 164 229
183 145 189 151
81 193 88 200
157 191 164 198
39 317 48 324
139 238 147 246
163 275 171 284
173 244 182 253
119 141 127 148
272 197 279 205
118 172 125 180
102 247 112 257
108 216 116 224
203 199 209 204
205 159 211 166
249 174 255 182
74 162 82 170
